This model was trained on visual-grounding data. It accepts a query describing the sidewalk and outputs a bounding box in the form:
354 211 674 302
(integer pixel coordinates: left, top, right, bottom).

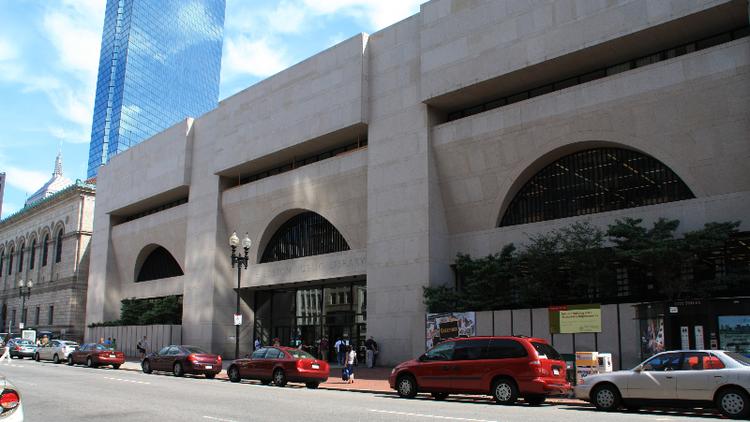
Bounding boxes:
118 359 584 404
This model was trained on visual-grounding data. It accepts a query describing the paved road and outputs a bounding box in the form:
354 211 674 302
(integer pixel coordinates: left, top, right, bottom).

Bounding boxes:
0 359 723 422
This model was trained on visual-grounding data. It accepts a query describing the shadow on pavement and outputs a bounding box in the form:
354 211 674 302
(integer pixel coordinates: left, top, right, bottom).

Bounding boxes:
560 405 722 419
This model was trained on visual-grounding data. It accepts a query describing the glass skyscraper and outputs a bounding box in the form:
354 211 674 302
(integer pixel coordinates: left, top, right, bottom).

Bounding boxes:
87 0 225 178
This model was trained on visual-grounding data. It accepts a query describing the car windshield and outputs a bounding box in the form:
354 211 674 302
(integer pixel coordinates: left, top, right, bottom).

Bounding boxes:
288 349 315 359
725 352 750 366
532 342 562 360
183 346 208 354
15 340 32 345
93 344 111 351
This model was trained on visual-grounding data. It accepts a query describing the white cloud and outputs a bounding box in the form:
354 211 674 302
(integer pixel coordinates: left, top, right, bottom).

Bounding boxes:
42 11 101 78
222 36 290 79
301 0 423 28
1 166 49 194
0 37 17 61
48 126 90 144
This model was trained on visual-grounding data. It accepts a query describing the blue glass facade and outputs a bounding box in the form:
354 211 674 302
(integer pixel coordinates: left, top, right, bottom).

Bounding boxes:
87 0 225 178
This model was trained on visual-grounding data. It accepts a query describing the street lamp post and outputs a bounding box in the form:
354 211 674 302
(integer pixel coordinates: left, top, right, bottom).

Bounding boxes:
229 232 251 360
18 279 33 329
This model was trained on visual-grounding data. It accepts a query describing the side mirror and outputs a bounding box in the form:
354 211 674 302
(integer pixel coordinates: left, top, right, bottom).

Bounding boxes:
634 365 643 373
418 354 427 362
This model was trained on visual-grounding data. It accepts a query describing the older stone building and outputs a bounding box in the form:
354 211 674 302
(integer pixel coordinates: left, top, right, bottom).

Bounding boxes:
86 0 750 366
0 155 94 341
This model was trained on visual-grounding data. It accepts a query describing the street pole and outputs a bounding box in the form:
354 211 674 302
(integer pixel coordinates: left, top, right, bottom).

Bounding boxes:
18 280 32 330
235 260 241 360
229 232 251 360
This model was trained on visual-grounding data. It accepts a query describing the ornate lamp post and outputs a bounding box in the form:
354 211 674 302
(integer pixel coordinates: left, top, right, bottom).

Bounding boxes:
229 232 251 359
18 279 33 329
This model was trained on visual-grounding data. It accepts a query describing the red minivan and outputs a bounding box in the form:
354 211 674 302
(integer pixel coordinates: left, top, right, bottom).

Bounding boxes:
389 336 570 405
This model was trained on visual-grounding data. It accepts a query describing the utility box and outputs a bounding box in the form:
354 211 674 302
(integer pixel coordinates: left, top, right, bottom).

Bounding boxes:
597 352 613 373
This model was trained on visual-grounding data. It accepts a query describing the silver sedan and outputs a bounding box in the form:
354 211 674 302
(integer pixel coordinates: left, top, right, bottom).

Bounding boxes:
575 350 750 419
34 340 79 364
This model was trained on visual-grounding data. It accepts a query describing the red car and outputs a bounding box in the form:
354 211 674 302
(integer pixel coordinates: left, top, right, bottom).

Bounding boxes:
68 343 125 369
389 336 570 405
227 346 329 389
142 345 221 379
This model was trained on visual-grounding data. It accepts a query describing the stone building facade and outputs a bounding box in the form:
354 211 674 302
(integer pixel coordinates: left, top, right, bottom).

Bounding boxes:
86 0 750 366
0 178 94 341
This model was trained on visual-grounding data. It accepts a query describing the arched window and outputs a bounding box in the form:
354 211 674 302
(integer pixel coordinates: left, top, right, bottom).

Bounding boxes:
54 230 63 263
0 250 4 274
18 242 24 273
42 234 49 267
29 239 36 270
136 246 184 282
261 211 350 263
7 248 13 275
499 147 695 227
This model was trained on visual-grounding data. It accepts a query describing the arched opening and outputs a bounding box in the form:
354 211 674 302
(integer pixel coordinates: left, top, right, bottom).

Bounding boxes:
499 147 695 227
260 211 350 263
42 234 49 266
7 247 14 276
0 249 4 275
18 241 25 273
136 246 184 282
54 229 64 263
29 238 36 270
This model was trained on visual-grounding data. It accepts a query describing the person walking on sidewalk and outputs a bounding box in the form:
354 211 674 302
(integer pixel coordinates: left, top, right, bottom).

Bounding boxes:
345 345 356 384
319 336 329 362
365 336 379 368
137 336 149 360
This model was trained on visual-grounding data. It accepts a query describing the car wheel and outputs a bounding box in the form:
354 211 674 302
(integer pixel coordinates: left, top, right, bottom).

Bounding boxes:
173 362 184 377
142 359 152 374
34 353 40 362
396 374 418 399
525 395 546 406
87 357 96 368
53 354 60 364
228 366 241 383
305 382 319 389
259 379 272 386
431 392 449 401
592 383 622 411
717 387 750 419
112 364 120 370
273 368 287 387
492 378 518 405
67 357 74 366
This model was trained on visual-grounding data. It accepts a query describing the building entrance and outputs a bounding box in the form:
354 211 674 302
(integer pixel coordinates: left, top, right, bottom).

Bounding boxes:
253 278 366 363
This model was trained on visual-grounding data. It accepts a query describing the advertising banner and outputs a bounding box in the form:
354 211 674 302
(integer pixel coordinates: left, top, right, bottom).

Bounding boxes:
549 304 602 334
719 315 750 356
425 312 476 350
640 317 665 358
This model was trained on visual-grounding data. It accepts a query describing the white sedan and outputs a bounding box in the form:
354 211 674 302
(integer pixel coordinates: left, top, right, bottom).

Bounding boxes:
34 340 79 364
575 350 750 419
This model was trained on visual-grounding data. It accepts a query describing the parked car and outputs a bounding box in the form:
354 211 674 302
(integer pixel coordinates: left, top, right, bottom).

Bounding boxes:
141 345 221 378
68 343 125 369
227 346 329 388
7 338 36 359
0 377 24 421
575 350 750 419
389 336 570 405
34 340 79 363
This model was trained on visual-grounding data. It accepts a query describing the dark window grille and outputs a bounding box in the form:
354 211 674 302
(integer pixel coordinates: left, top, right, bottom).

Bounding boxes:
42 234 49 267
499 148 694 227
0 251 4 274
55 230 63 263
29 239 36 270
18 242 24 273
261 212 350 263
136 246 184 282
8 248 13 275
48 305 54 325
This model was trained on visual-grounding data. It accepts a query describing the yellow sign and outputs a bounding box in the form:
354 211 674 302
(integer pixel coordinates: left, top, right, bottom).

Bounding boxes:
559 307 601 333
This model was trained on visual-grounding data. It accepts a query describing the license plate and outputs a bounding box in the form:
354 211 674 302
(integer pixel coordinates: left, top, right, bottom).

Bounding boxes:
553 368 560 376
311 364 320 369
205 365 213 369
110 354 116 358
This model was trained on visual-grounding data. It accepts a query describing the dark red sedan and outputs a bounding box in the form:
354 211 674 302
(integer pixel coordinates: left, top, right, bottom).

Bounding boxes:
68 343 125 369
142 345 222 379
227 346 329 388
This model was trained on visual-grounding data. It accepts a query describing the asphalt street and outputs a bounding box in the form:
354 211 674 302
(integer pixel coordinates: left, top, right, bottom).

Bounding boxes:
0 359 724 422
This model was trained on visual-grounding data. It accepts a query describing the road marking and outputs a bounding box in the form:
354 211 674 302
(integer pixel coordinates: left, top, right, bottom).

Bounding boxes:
103 376 150 385
369 409 497 422
202 416 238 422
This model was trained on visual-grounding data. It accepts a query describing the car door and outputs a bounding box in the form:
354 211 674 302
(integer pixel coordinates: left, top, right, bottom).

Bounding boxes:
412 341 456 391
451 339 490 393
152 346 172 371
258 348 282 379
627 352 680 400
243 348 267 379
40 342 55 360
676 352 726 401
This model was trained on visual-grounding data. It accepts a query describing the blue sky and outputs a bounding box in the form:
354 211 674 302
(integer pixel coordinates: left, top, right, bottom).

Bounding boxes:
0 0 422 218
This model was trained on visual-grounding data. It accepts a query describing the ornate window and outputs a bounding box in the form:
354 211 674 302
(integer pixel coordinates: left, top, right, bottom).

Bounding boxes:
7 248 13 275
136 246 184 282
261 212 350 263
0 250 4 274
29 239 36 270
54 230 63 263
499 148 694 227
18 242 24 273
42 234 49 266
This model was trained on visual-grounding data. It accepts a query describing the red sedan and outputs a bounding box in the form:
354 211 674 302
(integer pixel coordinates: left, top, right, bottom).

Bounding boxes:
68 343 125 369
227 346 329 388
142 345 221 378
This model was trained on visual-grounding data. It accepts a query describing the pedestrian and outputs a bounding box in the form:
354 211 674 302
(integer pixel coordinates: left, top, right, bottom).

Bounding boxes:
345 345 356 384
0 340 9 365
334 338 346 365
112 338 117 350
319 336 329 361
104 337 112 348
365 336 379 368
272 337 281 347
99 337 105 345
254 338 261 350
136 336 149 360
